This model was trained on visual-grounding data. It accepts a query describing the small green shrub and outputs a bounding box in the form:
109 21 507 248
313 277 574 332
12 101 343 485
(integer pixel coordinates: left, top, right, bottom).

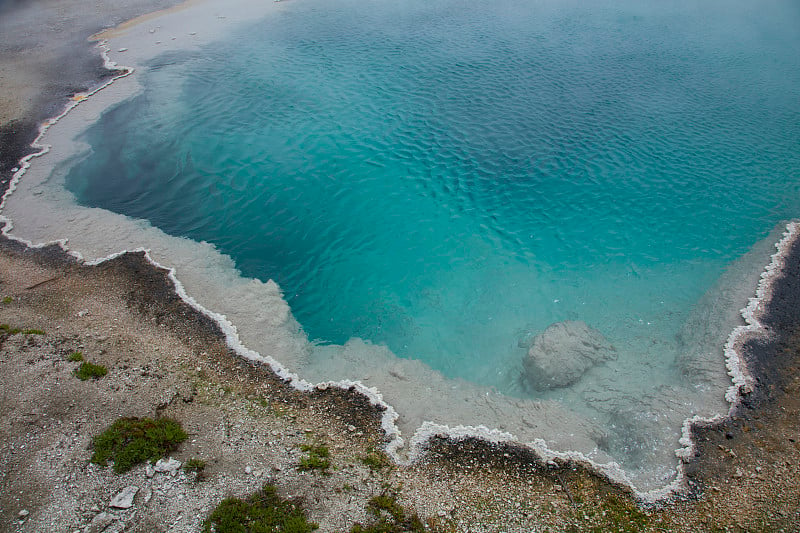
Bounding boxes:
361 450 392 472
203 484 318 533
298 443 331 475
91 417 188 474
75 362 107 380
67 351 84 362
575 494 652 533
350 490 427 533
185 457 207 472
2 296 13 304
0 325 45 335
184 458 207 481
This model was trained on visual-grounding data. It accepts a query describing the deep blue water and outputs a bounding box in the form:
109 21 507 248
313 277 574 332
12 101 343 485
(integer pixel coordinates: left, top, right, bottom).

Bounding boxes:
66 0 800 392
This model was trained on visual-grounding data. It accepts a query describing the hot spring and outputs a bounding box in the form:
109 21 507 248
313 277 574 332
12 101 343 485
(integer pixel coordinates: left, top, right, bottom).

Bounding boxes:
6 0 800 494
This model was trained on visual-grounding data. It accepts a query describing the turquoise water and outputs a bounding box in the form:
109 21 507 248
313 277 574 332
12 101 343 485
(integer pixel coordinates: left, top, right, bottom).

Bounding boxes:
66 0 800 398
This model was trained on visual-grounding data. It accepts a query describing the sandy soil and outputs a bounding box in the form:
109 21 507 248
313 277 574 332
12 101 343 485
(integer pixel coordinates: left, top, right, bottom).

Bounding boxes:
0 0 799 531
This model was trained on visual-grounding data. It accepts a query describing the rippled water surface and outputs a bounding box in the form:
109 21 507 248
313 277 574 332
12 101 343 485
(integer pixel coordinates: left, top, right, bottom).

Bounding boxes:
67 0 800 402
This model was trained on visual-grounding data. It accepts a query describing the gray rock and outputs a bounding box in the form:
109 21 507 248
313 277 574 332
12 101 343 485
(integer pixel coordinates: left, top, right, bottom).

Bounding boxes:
84 512 116 533
109 486 139 509
145 464 155 478
18 510 29 518
153 457 181 474
522 321 616 390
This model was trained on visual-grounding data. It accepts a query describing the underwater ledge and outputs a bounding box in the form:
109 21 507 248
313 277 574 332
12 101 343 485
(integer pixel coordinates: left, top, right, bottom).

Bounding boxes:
1 2 798 504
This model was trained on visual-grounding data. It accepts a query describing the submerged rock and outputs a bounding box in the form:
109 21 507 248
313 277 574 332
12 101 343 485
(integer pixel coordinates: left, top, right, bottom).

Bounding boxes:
522 321 616 390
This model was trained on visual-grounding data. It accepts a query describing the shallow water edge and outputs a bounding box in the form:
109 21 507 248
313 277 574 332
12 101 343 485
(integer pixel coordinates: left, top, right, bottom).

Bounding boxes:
1 0 797 502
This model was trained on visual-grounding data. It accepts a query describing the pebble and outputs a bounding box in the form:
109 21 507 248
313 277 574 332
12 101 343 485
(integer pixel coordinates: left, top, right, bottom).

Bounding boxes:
18 509 29 518
245 466 252 475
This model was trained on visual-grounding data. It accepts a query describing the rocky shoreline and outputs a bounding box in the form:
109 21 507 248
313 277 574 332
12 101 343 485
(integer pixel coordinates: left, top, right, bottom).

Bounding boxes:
1 228 799 531
1 0 799 531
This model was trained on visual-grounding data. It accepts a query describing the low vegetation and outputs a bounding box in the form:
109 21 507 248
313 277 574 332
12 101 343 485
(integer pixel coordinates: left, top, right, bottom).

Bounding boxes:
203 484 318 533
298 442 331 475
91 417 188 474
184 457 207 472
184 457 207 481
0 323 21 335
75 361 107 380
350 489 429 533
0 324 45 335
67 351 84 362
570 494 652 533
361 449 392 472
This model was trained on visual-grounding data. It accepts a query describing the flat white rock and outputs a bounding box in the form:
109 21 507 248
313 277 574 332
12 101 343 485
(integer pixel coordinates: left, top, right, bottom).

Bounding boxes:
153 457 181 473
84 512 117 533
109 486 139 509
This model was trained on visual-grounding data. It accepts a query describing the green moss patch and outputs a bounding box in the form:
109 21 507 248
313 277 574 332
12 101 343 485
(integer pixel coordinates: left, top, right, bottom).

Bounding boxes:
350 490 429 533
67 351 84 362
298 443 331 475
184 457 207 481
572 494 652 533
91 417 188 474
75 361 107 380
184 457 207 472
203 484 318 533
361 450 392 472
0 324 45 336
